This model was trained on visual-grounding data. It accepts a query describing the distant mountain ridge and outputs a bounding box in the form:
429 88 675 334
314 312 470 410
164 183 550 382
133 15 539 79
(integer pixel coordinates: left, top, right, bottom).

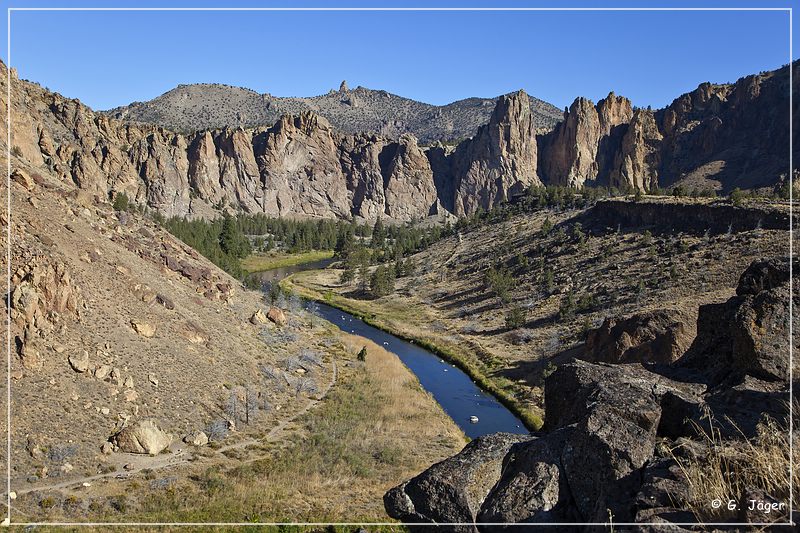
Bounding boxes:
104 81 564 143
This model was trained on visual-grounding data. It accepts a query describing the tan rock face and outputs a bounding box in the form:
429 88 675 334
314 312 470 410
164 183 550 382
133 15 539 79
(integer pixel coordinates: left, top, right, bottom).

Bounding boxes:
540 97 600 188
11 168 34 190
610 109 663 191
10 257 82 370
451 91 542 216
2 58 795 219
382 134 438 220
1 60 441 222
338 133 388 219
186 131 224 205
540 93 632 188
258 112 351 218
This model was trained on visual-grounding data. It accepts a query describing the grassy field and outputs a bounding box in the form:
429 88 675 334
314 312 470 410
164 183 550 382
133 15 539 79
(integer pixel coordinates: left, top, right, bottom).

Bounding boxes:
241 250 334 273
282 270 544 430
52 328 465 530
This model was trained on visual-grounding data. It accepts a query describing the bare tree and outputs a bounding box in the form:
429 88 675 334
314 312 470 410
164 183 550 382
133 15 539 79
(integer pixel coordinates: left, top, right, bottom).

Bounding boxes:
306 301 320 327
224 390 239 425
244 387 259 425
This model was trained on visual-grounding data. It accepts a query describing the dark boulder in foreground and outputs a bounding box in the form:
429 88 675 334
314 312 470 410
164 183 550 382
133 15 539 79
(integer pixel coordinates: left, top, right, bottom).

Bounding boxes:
384 432 530 532
384 257 794 529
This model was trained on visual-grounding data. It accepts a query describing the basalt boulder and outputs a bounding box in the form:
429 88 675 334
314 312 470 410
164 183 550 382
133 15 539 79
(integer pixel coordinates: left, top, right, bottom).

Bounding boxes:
477 428 576 524
386 360 704 527
384 432 532 532
678 256 798 386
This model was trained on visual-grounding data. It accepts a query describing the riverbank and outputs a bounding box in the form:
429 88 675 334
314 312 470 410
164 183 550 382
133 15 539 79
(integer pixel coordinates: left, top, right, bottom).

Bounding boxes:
241 250 334 273
282 270 544 430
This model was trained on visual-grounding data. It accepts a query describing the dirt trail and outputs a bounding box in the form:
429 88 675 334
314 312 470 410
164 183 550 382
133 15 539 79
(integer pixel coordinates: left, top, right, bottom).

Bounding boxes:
12 360 338 497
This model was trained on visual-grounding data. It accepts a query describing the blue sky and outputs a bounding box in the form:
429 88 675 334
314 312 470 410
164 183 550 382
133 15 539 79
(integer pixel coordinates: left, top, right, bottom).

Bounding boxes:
0 1 795 111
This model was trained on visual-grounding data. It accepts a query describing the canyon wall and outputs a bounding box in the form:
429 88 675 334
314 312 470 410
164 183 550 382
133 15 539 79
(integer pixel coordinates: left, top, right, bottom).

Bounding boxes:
3 60 796 221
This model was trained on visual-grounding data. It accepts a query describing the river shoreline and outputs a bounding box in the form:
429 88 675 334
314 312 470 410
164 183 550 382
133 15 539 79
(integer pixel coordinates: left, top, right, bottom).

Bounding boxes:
281 271 543 431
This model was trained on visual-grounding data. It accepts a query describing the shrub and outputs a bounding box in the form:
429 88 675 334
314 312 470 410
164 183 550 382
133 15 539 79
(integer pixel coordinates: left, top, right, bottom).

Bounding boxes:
572 222 585 244
505 306 527 330
543 267 555 294
485 265 515 303
339 268 355 285
730 187 746 206
559 291 576 319
541 361 557 381
205 419 229 442
112 192 131 212
670 407 798 522
541 217 554 235
576 293 596 313
357 346 367 362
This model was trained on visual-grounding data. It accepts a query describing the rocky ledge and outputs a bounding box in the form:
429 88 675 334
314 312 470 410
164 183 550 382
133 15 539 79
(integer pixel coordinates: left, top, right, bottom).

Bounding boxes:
385 257 796 530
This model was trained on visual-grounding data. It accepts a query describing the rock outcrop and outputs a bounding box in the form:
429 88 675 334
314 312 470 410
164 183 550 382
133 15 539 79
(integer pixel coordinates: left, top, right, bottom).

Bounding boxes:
112 420 173 455
609 108 663 191
384 432 530 530
258 113 351 218
679 256 797 385
385 257 794 529
3 59 797 221
585 308 696 364
381 134 439 220
2 62 440 222
10 256 83 370
450 91 542 216
539 93 633 188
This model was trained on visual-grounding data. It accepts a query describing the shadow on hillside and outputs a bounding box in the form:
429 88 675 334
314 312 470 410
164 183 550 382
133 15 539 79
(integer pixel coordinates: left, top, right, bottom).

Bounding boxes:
341 288 373 300
497 344 584 387
476 313 559 336
436 289 496 312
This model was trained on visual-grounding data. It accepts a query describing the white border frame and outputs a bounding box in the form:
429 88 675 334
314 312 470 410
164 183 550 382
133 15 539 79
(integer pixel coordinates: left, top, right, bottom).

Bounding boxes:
3 4 795 529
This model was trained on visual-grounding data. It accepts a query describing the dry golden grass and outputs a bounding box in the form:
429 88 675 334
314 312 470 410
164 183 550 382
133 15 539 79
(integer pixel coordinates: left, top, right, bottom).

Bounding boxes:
672 404 798 524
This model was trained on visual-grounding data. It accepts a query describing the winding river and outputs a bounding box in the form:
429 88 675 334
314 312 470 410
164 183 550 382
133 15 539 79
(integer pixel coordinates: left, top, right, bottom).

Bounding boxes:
246 260 529 439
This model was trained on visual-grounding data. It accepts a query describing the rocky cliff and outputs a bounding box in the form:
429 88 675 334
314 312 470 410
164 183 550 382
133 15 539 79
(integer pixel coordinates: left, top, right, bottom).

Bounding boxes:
2 63 440 221
449 91 542 216
539 62 797 193
4 61 796 222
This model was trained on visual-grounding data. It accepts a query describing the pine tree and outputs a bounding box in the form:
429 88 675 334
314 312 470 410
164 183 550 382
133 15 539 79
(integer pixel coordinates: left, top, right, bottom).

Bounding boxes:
372 217 386 249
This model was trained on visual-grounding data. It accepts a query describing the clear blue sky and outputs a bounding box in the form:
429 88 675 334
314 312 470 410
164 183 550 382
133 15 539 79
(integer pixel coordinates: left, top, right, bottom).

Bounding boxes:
0 0 795 111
